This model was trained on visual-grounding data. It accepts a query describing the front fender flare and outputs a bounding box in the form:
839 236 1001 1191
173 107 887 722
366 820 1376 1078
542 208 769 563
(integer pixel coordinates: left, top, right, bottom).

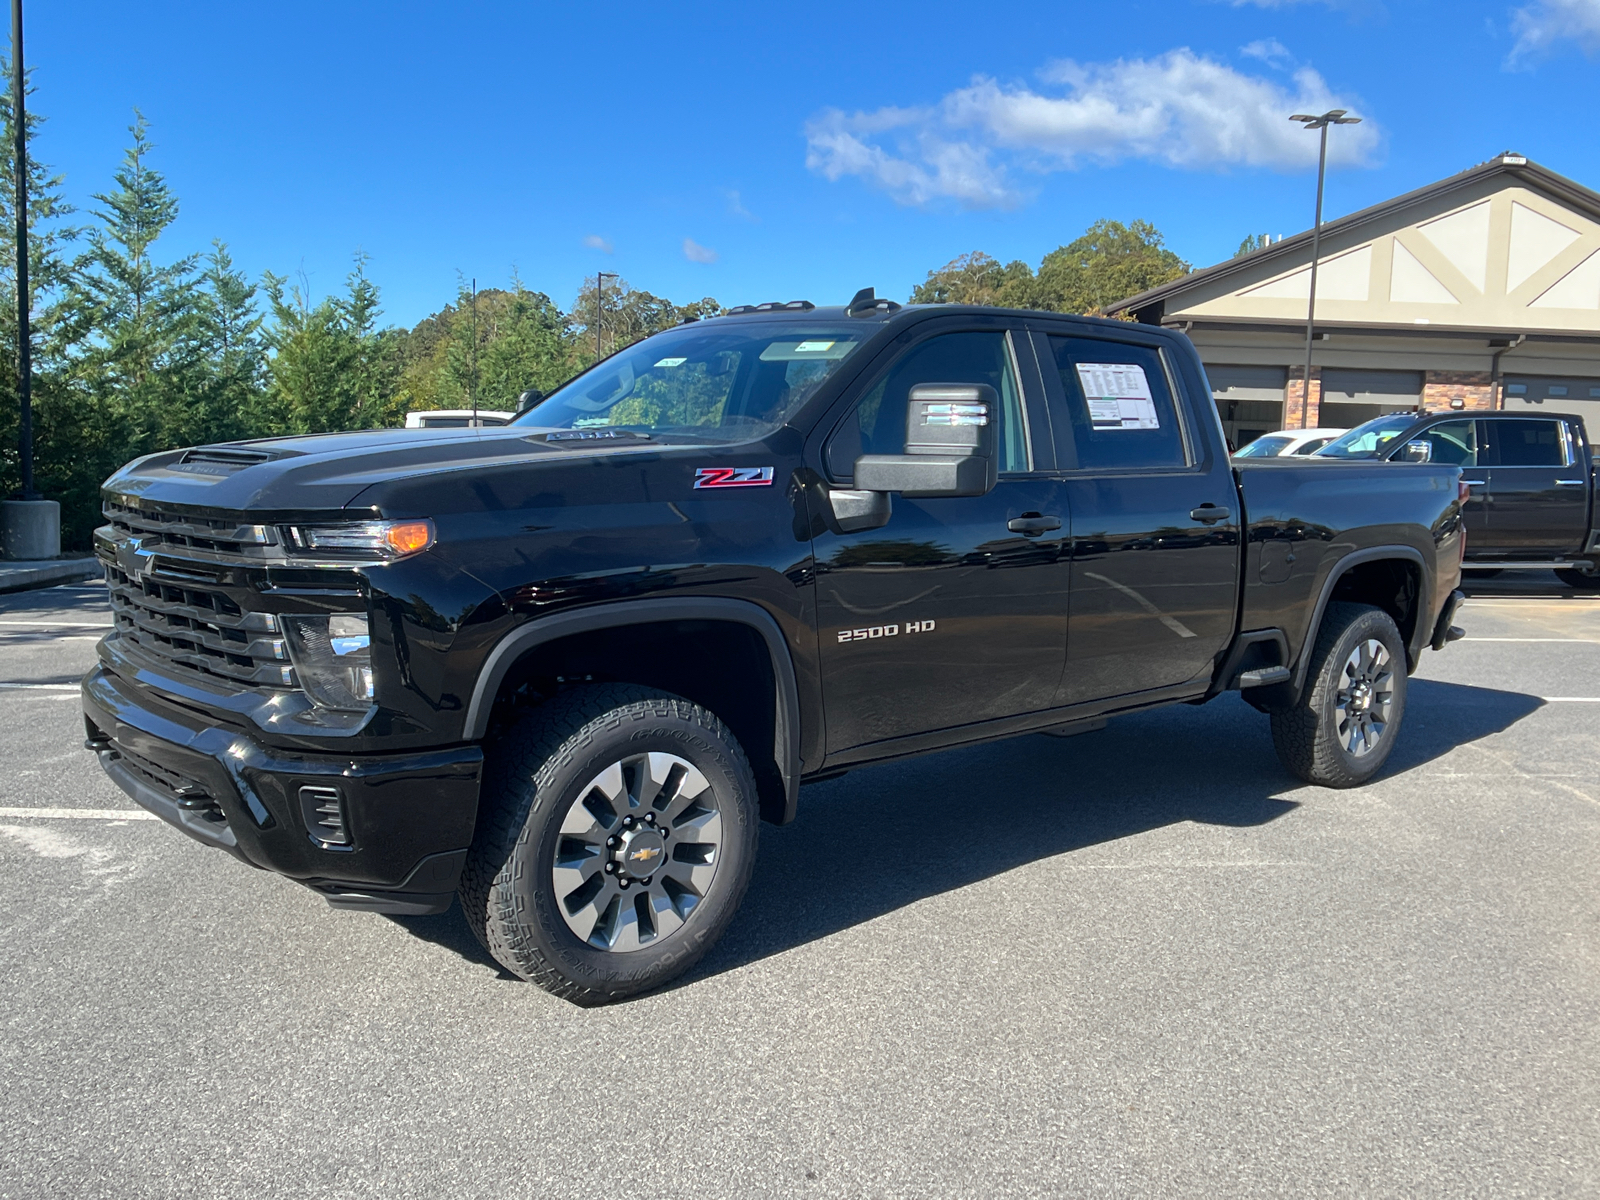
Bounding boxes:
462 597 802 824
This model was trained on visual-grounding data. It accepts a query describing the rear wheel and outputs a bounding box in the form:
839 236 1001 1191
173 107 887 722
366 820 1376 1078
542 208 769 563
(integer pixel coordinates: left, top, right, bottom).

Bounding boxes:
1270 602 1407 788
459 684 759 1005
1555 566 1600 590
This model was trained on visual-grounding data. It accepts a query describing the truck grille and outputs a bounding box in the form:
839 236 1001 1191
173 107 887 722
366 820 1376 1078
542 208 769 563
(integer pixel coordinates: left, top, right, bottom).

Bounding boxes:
103 499 279 567
104 562 294 688
98 498 296 692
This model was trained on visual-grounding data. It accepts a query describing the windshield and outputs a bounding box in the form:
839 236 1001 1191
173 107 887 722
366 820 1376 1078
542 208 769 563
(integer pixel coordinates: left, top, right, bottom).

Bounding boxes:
1234 434 1292 458
515 321 874 442
1314 414 1420 459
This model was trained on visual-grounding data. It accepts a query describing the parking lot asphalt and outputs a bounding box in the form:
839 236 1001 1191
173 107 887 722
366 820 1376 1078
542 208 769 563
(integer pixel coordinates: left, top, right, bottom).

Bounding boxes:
1 577 1597 1199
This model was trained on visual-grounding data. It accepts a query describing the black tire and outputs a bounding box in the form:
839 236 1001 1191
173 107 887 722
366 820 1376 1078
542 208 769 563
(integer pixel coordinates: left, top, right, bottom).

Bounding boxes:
1555 567 1600 590
1270 602 1408 788
459 684 759 1005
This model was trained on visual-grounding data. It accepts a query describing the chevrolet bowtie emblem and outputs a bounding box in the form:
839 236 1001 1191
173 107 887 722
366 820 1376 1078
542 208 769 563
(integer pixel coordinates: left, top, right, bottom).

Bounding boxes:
628 846 662 863
117 537 155 583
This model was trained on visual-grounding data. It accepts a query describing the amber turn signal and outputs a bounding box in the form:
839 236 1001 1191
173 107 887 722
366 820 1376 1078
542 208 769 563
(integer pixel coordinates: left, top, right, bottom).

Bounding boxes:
384 520 435 556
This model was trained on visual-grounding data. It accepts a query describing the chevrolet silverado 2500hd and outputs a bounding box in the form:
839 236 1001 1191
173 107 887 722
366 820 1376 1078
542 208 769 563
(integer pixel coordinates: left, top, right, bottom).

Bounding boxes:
83 295 1467 1003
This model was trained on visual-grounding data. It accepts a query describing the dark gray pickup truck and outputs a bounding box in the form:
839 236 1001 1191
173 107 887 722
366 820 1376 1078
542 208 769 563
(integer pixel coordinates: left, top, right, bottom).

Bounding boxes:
84 298 1468 1002
1316 410 1600 587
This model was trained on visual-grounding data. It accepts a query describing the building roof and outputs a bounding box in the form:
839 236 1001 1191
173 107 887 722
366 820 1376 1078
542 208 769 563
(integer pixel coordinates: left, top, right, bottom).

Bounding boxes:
1106 154 1600 325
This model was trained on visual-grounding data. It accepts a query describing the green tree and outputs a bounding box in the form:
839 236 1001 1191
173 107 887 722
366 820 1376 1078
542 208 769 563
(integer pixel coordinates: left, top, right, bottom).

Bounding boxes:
0 56 100 544
570 275 720 364
1235 233 1272 258
257 256 398 434
70 112 199 445
909 251 1035 307
1033 219 1190 316
160 241 265 447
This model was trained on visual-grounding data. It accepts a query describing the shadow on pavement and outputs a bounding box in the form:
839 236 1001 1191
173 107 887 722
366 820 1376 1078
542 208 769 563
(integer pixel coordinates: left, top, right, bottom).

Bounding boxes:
390 677 1543 990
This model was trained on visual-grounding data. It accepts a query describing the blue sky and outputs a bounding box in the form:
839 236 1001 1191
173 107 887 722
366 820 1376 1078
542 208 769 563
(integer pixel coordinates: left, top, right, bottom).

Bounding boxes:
24 0 1600 326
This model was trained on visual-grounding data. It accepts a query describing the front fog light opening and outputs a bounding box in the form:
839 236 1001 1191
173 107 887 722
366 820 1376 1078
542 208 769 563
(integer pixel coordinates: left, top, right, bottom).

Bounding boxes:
282 613 374 711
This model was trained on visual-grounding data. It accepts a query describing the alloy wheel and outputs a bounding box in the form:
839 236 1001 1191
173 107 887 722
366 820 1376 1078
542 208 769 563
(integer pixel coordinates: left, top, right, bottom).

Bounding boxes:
550 752 725 952
1334 638 1394 757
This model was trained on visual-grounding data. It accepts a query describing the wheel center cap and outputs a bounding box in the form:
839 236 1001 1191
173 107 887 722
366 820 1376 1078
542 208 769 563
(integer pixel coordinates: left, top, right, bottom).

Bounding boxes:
617 828 666 878
1349 681 1371 712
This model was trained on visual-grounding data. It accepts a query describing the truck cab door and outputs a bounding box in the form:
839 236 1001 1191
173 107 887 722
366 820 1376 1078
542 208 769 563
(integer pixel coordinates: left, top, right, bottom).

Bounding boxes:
1478 417 1590 555
809 319 1069 756
1030 328 1240 706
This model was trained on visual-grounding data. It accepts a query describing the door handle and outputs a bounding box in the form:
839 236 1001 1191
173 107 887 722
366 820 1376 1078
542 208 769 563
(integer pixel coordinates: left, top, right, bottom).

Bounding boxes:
1460 479 1486 486
1007 514 1062 536
1189 506 1231 525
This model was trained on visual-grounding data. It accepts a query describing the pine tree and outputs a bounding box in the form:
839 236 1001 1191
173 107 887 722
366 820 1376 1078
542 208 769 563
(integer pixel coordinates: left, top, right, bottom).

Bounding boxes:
260 255 398 434
70 112 199 452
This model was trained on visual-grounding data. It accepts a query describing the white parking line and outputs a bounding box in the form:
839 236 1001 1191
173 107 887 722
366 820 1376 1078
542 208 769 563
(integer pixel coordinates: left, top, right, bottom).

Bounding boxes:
0 683 80 691
0 807 157 821
0 620 111 628
1544 697 1600 703
1464 637 1600 643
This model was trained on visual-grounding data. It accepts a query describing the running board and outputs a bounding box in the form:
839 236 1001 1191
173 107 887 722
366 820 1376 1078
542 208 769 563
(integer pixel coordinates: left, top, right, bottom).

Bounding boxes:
1238 666 1291 688
1466 561 1590 570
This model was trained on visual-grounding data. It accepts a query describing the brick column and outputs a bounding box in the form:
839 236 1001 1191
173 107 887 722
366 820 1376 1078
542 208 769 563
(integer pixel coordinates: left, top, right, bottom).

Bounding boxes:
1423 370 1494 412
1286 366 1322 429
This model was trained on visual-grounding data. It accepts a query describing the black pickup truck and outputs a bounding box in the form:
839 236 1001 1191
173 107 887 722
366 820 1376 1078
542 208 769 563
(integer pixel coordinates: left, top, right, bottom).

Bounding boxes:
83 295 1467 1003
1315 411 1600 587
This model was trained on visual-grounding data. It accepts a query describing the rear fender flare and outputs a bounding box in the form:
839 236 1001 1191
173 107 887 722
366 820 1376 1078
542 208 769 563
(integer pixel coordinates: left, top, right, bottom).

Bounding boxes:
463 597 802 823
1293 545 1431 693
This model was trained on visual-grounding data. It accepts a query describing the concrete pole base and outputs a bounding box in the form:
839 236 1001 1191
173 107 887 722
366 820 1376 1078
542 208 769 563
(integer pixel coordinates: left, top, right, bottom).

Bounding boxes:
1 499 62 560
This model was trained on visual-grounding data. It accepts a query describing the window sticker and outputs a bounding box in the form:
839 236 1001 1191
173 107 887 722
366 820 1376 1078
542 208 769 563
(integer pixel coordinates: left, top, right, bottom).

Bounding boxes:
1076 363 1160 430
654 357 687 368
794 340 836 353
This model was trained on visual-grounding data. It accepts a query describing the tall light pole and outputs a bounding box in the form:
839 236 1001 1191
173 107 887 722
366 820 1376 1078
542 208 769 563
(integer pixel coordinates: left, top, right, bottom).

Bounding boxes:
11 0 33 499
1289 108 1361 429
595 271 617 362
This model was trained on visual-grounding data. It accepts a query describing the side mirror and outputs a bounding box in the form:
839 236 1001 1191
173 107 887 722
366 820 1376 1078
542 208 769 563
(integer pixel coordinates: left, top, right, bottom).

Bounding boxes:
515 388 544 414
1399 439 1433 463
851 384 998 498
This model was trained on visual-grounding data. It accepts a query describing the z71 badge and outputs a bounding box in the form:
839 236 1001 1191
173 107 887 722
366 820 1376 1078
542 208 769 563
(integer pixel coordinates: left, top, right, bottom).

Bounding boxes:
694 466 775 489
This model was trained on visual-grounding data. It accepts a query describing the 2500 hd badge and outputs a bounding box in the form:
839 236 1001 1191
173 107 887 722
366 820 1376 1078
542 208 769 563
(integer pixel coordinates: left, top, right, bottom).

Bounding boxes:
837 620 936 643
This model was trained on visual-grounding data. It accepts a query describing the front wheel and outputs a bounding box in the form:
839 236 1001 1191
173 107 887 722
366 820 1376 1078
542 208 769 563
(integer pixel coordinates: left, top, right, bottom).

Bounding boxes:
1270 602 1408 788
459 684 759 1005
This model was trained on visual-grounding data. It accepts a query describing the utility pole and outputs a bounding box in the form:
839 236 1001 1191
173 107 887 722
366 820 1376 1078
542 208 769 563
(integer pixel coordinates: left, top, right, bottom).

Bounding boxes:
595 271 617 362
11 0 32 498
469 277 478 426
1290 108 1361 429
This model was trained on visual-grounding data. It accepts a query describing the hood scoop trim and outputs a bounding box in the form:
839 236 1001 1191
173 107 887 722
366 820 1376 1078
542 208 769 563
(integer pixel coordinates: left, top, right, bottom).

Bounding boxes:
168 446 294 476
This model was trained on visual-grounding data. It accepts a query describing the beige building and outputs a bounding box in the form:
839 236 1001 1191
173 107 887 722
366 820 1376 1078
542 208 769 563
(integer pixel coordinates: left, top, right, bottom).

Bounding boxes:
1108 153 1600 448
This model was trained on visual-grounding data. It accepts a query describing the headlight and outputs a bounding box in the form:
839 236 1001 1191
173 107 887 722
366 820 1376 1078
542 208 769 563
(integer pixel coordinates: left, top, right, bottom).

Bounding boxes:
282 613 374 711
287 519 435 558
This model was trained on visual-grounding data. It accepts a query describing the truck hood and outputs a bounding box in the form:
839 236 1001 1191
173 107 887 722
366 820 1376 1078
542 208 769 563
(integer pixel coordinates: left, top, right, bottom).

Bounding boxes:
102 426 663 518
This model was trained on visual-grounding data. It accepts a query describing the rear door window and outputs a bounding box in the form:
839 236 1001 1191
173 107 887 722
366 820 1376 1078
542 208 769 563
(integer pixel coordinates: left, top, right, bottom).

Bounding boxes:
1046 336 1188 470
1480 418 1568 467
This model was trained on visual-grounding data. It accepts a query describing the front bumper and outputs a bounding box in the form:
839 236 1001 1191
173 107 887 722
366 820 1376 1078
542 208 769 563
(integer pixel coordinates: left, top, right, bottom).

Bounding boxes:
82 665 482 915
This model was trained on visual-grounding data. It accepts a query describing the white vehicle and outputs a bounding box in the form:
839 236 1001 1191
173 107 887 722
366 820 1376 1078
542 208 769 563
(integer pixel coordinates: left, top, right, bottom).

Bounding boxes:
1233 428 1347 458
404 409 514 429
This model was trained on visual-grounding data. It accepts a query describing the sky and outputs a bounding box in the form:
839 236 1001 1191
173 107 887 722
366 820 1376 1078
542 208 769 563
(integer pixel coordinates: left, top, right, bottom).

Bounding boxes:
22 0 1600 327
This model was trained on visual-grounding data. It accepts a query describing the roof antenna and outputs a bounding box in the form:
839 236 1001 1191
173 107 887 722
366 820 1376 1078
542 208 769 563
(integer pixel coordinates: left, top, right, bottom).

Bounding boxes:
847 286 899 317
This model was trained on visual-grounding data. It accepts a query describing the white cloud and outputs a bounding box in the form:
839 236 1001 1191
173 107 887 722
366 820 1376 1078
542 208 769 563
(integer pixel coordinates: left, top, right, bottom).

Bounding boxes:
1509 0 1600 60
804 50 1379 210
683 238 719 264
726 189 756 221
1241 37 1294 67
582 234 613 253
